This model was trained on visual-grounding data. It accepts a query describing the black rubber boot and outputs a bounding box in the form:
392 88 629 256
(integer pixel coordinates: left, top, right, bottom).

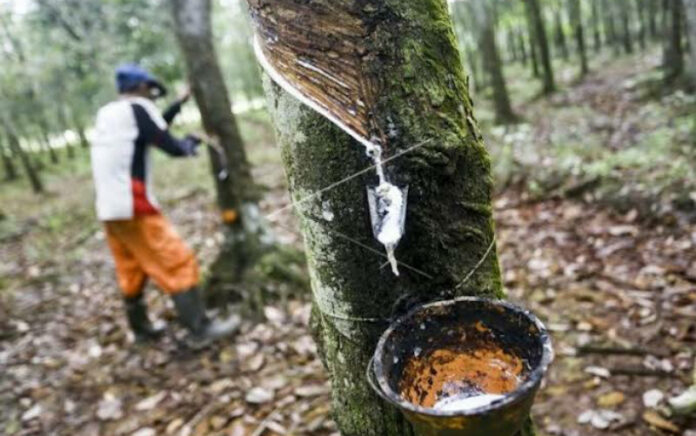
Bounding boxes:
171 287 240 349
124 294 165 342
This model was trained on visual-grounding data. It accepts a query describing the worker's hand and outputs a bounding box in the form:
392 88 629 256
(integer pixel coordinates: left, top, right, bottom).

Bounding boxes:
178 86 192 104
183 134 202 156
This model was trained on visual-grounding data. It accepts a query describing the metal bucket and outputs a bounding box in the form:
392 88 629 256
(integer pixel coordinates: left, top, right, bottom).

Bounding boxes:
368 297 553 436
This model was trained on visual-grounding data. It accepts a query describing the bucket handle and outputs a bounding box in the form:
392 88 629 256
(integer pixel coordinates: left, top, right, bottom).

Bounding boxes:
366 355 393 403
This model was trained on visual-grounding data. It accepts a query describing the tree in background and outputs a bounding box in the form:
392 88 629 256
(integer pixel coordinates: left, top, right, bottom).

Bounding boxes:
525 0 555 94
247 0 535 434
1 120 43 194
466 0 519 123
603 0 620 55
569 0 589 77
528 21 541 78
684 0 696 87
620 0 634 54
648 0 660 39
591 0 602 52
663 0 685 84
635 0 647 51
518 27 529 65
553 7 569 60
0 138 18 181
170 0 272 301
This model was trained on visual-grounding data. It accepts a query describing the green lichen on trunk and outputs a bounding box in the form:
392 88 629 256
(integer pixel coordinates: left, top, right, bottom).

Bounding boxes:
257 0 535 434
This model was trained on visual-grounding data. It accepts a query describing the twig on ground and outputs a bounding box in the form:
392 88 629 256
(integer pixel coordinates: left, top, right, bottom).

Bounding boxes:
576 344 670 358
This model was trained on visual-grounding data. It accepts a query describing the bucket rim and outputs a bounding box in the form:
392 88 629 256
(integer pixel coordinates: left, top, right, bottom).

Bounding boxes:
372 296 554 418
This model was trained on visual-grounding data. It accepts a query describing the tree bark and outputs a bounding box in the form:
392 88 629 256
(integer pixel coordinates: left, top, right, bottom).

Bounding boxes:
684 0 696 87
3 122 43 193
663 0 685 84
649 0 659 39
529 26 540 78
525 0 555 94
508 30 519 63
466 43 484 92
0 137 18 181
603 0 621 55
592 0 602 52
519 28 529 65
248 0 535 435
170 0 272 298
569 0 589 77
64 136 76 159
76 125 89 149
635 0 647 50
553 9 569 60
620 2 634 54
38 119 59 165
470 0 518 124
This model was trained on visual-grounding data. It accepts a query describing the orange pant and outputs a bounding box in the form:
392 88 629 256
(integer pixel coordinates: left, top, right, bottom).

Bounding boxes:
104 214 199 297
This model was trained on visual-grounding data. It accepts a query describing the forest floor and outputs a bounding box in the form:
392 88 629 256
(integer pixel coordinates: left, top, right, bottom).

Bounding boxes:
2 48 696 436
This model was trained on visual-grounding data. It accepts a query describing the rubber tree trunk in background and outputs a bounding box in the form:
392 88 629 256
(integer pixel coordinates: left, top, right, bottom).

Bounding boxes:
57 108 76 160
684 0 696 87
525 0 555 94
170 0 270 297
635 0 647 51
603 0 620 55
648 0 659 39
1 120 43 193
468 0 518 124
620 2 634 54
553 9 569 60
528 25 540 78
569 0 589 77
0 137 18 181
247 0 536 435
507 30 519 63
37 118 59 165
663 0 685 84
591 0 602 52
518 28 528 65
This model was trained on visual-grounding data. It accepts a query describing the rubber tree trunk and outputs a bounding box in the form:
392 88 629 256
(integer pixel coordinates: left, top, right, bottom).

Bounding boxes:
57 109 76 160
635 0 647 51
248 0 536 435
649 0 659 39
519 28 529 65
450 4 483 92
620 2 634 54
603 0 620 55
466 43 484 92
529 27 540 78
3 121 43 193
569 0 589 77
38 119 59 165
525 0 555 94
592 0 602 52
553 10 569 60
0 137 18 181
684 0 696 86
470 0 518 124
64 136 76 159
508 30 519 63
664 0 685 83
170 0 270 296
76 125 89 149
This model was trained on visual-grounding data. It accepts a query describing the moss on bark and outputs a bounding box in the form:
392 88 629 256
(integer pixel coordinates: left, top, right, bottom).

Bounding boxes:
255 0 536 434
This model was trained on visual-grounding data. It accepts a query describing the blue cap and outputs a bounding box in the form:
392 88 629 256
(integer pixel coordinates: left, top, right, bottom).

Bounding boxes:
115 63 167 98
